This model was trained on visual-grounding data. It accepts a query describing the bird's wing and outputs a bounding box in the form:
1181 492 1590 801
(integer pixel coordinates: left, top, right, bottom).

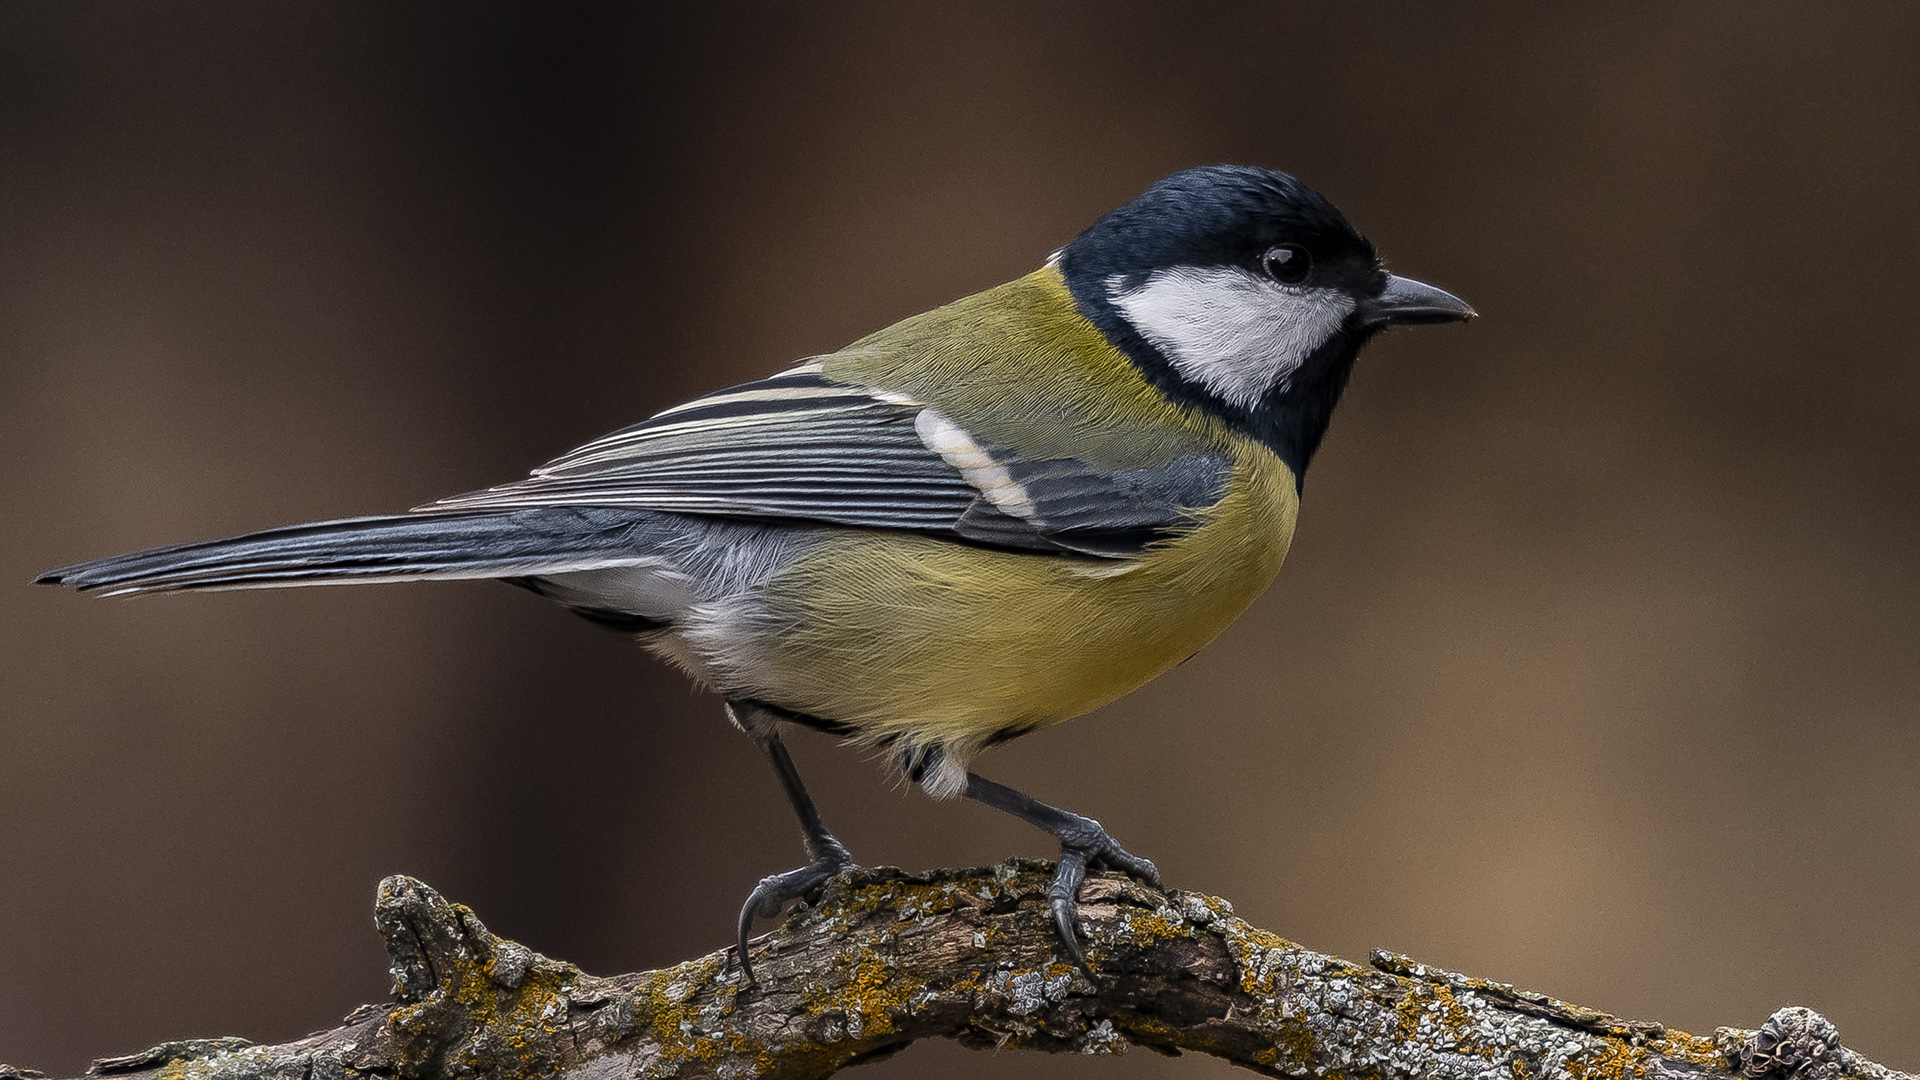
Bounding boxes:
422 364 1231 558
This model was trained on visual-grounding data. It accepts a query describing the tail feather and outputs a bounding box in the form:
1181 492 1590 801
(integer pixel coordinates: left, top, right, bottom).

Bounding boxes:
35 508 662 597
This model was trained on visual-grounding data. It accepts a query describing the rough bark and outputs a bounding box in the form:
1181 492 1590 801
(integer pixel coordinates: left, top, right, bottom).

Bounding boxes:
3 862 1911 1080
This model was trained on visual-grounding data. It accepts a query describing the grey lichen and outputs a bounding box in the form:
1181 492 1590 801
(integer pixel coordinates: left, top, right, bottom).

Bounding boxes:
87 1039 256 1076
1739 1008 1845 1080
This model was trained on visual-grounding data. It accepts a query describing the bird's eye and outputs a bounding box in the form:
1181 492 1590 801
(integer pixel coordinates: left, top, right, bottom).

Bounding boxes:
1263 245 1311 285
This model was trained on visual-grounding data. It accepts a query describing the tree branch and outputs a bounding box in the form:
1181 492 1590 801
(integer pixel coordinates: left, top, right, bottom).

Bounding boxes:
6 862 1912 1080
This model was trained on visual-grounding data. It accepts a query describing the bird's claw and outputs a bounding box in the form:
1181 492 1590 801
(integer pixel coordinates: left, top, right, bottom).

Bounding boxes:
1047 817 1160 978
735 839 854 985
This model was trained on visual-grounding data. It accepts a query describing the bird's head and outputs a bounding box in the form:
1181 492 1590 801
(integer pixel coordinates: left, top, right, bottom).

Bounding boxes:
1059 165 1472 475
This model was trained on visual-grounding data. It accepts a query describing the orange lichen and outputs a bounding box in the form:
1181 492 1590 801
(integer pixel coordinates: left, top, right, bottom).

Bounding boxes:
1566 1038 1644 1080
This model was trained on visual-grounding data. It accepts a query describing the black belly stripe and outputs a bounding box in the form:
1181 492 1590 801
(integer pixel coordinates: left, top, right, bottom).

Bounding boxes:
737 698 855 737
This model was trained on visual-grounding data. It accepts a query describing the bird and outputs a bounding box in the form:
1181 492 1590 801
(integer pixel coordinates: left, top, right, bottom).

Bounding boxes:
37 164 1472 982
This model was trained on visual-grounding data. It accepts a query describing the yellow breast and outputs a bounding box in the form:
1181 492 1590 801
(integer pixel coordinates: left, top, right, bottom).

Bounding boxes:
752 442 1298 759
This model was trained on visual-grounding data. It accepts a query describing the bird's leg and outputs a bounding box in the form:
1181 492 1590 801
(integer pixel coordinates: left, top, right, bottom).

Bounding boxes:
732 714 855 983
963 772 1161 976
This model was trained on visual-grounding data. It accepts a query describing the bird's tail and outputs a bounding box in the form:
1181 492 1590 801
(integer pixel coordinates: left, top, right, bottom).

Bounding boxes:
35 507 661 597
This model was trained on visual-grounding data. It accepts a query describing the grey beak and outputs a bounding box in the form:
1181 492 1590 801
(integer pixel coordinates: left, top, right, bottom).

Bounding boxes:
1360 273 1476 326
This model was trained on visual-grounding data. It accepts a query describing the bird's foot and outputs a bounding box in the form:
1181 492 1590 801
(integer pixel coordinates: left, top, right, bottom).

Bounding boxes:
735 835 855 984
1048 813 1160 978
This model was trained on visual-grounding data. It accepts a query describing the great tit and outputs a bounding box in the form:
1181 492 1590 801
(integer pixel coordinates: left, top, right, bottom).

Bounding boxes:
38 165 1473 981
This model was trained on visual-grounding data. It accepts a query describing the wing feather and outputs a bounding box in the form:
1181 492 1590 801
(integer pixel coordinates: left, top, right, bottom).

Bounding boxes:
423 365 1230 557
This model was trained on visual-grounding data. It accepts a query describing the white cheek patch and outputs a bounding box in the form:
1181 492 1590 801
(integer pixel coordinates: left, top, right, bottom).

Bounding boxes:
1107 267 1355 410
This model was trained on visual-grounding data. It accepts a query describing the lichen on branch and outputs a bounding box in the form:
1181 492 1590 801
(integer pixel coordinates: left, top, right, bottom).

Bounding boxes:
8 863 1914 1080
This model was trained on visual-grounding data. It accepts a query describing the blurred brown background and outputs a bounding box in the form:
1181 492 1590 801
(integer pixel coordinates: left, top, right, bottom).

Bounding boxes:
3 2 1917 1076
